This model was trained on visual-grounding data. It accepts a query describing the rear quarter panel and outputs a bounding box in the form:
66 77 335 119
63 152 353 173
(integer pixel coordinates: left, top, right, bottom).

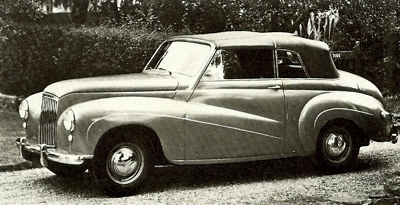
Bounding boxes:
298 92 385 155
282 78 358 155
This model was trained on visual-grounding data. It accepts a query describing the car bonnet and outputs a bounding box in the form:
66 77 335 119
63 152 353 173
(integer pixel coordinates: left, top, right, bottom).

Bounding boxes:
43 72 179 98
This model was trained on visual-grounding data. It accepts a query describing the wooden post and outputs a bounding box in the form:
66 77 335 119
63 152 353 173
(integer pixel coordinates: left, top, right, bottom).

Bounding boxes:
386 10 397 93
353 41 361 76
46 0 53 14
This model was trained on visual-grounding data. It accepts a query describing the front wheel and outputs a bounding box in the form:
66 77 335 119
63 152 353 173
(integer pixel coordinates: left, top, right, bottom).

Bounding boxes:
314 124 360 172
90 135 154 196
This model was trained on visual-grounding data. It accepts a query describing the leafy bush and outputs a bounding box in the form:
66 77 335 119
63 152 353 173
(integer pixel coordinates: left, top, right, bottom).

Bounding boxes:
0 0 44 22
1 24 63 96
1 0 400 97
0 24 173 96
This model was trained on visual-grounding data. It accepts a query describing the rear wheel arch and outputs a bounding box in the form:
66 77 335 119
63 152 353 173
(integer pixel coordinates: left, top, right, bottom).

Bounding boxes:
298 93 374 153
319 118 364 144
316 118 369 147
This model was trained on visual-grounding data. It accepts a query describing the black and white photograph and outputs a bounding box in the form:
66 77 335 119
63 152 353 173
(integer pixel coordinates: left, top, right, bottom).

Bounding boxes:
1 0 400 204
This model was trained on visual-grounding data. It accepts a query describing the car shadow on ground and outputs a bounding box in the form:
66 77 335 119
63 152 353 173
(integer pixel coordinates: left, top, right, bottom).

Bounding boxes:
145 157 320 191
36 155 390 197
142 156 389 194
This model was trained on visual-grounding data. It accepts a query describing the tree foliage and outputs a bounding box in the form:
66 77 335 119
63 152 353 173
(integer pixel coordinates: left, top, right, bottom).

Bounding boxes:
0 24 170 96
70 0 89 24
2 0 400 94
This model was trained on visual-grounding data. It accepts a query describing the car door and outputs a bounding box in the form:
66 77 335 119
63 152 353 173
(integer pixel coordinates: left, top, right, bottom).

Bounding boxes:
185 48 286 161
276 49 333 154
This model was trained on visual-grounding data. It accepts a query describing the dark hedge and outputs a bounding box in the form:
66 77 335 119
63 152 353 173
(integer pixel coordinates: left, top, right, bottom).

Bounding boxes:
0 24 173 96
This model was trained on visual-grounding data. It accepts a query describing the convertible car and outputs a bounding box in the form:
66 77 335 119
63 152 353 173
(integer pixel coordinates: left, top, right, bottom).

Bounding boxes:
16 31 398 195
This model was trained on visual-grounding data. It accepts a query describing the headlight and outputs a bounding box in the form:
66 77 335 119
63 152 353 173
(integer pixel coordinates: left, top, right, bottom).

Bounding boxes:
63 109 75 132
18 100 29 120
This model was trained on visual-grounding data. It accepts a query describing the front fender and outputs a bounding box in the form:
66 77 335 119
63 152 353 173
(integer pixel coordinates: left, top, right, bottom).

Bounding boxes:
298 92 385 154
24 92 42 138
86 112 187 161
57 97 188 161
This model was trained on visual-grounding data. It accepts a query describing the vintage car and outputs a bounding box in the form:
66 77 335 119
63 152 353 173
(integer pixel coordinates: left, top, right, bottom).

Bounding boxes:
16 31 398 195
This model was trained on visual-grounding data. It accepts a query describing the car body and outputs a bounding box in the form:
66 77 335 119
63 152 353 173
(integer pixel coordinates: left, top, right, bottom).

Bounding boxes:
16 31 398 195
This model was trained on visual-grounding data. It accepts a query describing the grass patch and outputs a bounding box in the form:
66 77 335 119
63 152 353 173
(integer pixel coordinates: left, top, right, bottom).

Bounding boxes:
385 93 400 114
0 110 26 165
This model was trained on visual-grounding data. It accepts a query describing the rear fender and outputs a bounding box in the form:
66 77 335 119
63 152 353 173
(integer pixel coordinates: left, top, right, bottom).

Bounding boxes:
298 92 382 155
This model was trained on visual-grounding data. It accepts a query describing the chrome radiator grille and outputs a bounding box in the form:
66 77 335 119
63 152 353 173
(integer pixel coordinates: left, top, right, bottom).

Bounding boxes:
39 94 58 146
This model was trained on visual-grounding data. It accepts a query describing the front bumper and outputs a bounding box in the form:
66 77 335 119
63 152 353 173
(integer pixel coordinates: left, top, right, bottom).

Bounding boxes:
391 115 400 144
369 112 399 144
390 123 398 144
16 137 93 167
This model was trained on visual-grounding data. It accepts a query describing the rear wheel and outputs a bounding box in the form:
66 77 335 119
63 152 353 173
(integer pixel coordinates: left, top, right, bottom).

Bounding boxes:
90 133 154 196
314 124 360 172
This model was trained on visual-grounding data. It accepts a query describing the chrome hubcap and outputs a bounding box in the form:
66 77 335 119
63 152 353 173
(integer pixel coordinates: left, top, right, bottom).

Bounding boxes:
107 144 144 184
325 133 347 157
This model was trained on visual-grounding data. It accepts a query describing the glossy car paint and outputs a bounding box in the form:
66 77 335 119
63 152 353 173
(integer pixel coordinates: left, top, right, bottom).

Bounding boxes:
18 31 395 167
22 92 42 140
187 79 285 160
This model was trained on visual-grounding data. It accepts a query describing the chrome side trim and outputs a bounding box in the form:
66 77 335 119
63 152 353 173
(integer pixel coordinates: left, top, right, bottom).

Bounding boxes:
314 107 374 129
88 112 284 140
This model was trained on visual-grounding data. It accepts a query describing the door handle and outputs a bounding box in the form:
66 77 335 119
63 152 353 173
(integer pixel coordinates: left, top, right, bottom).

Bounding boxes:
268 85 281 90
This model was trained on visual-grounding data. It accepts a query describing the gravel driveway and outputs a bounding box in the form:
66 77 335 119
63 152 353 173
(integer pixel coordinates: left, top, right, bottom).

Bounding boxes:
1 142 400 204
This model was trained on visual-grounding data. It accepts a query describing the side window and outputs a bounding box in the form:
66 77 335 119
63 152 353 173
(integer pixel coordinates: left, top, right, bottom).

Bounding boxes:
277 50 308 78
202 49 274 81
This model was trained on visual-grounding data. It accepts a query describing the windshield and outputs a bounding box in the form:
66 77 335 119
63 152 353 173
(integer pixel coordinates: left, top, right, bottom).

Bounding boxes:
145 41 211 76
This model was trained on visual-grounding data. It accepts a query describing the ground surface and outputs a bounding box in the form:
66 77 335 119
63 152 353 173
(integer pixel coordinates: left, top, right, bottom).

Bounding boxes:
1 142 400 204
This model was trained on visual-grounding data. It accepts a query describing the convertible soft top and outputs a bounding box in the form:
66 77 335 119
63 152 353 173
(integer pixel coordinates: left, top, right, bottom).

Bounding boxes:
172 31 339 78
173 31 328 50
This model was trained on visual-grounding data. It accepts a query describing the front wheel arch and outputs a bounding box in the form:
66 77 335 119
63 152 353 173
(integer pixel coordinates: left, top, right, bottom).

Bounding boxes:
95 125 168 165
90 126 166 196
